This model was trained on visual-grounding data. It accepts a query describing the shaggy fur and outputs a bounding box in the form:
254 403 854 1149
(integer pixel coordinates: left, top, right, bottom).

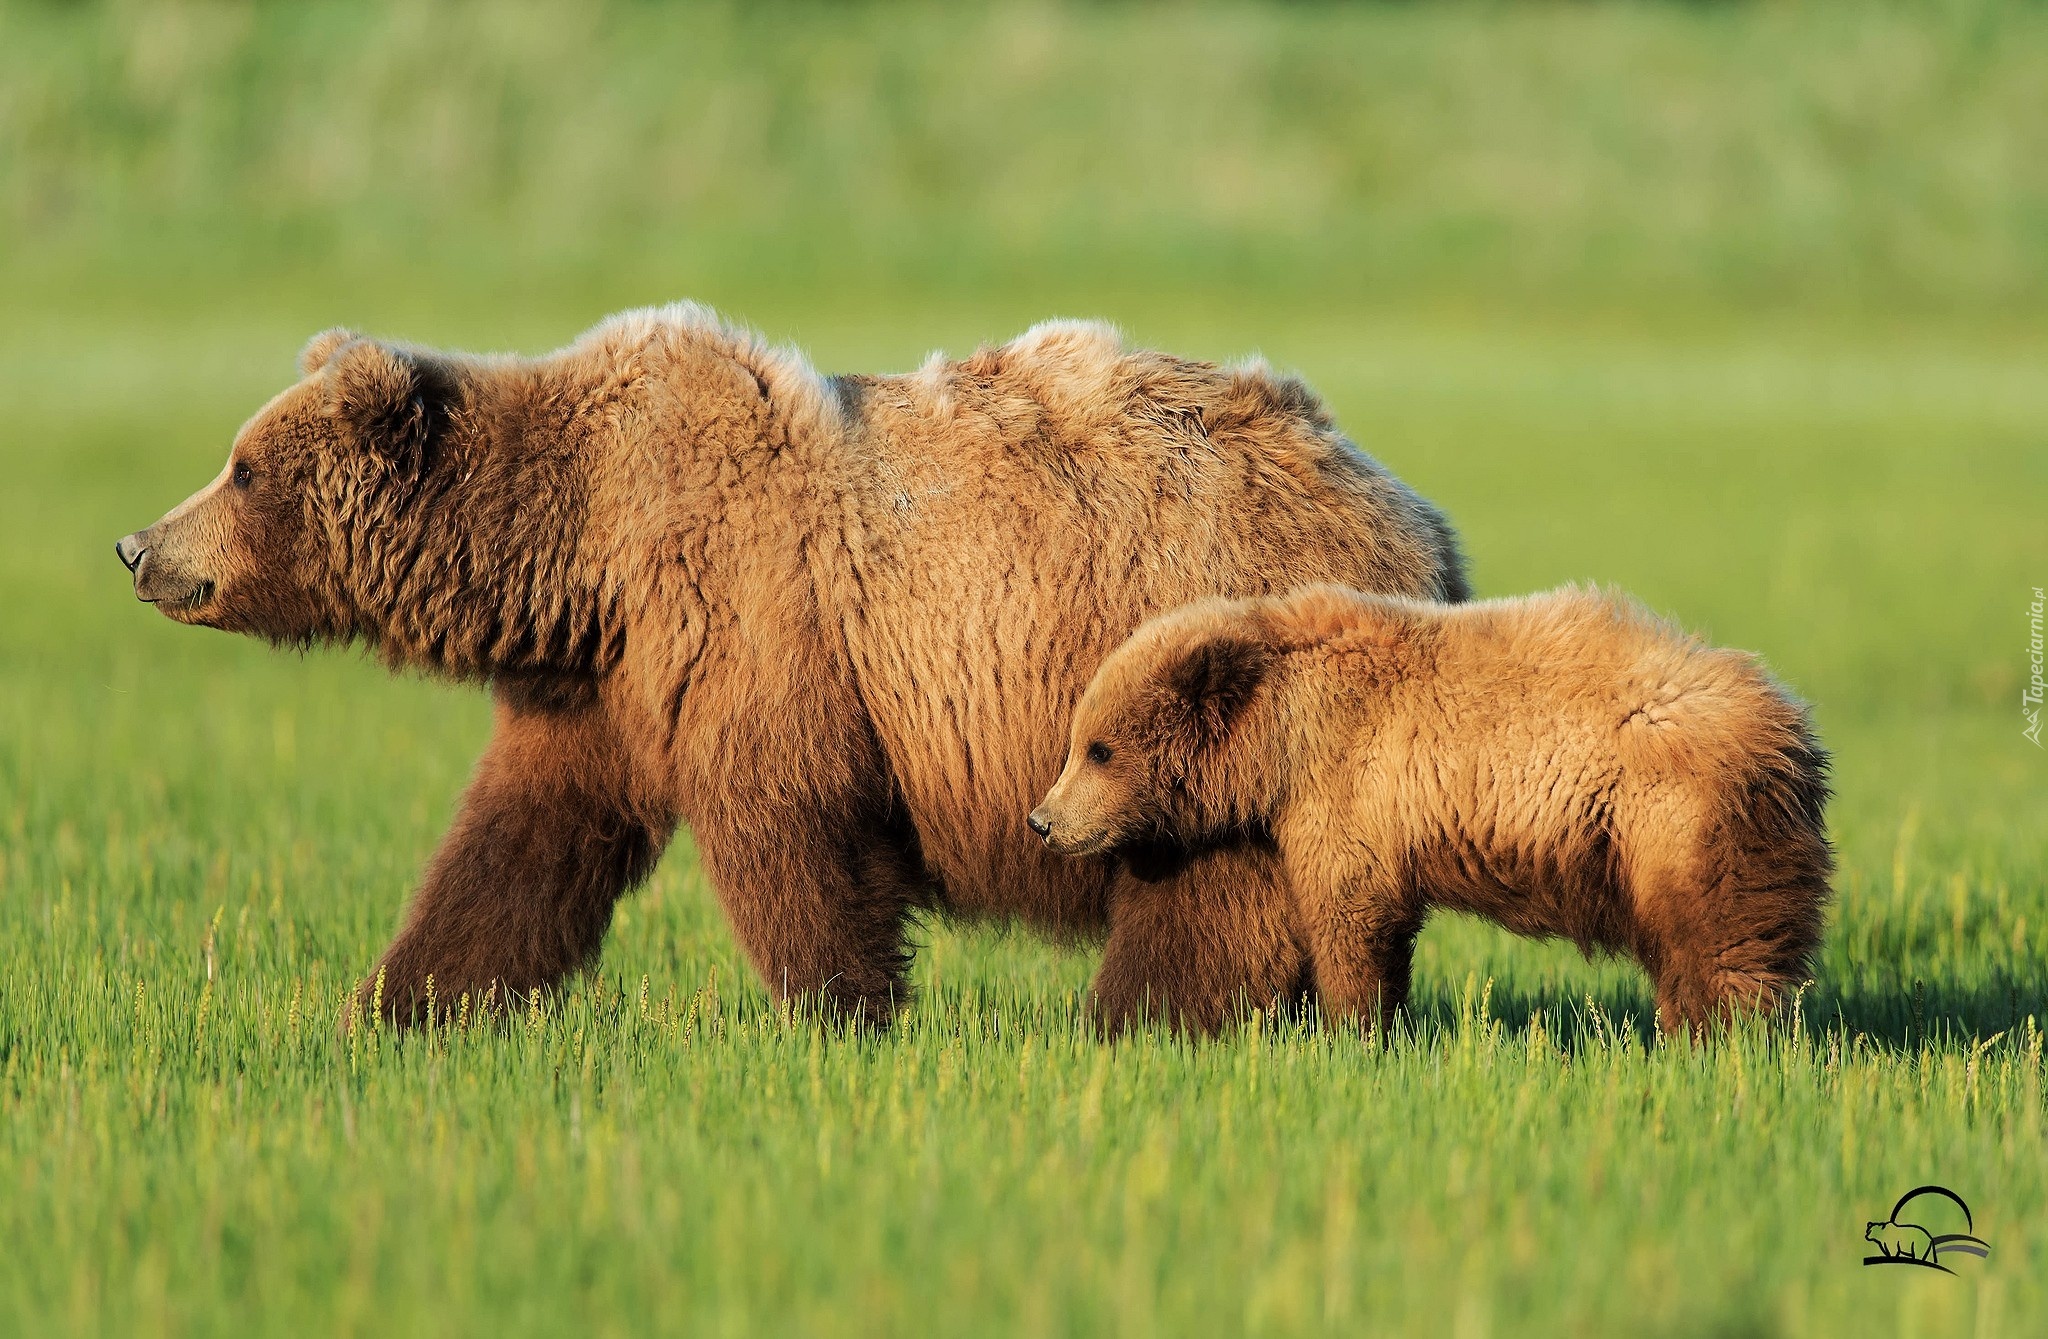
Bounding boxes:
1031 584 1832 1035
116 306 1467 1030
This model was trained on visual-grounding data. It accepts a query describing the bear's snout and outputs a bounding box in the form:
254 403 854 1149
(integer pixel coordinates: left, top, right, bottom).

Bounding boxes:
117 521 218 615
1026 809 1053 840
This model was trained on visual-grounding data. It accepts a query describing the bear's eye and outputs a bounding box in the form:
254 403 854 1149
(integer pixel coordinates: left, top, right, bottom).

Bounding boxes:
232 462 254 490
1086 741 1113 766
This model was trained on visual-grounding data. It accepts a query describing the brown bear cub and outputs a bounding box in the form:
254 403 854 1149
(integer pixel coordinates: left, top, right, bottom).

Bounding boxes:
1030 584 1832 1035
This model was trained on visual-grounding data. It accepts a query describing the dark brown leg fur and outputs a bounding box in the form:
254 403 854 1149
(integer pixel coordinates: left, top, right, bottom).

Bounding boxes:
1092 845 1308 1034
687 796 930 1029
363 699 668 1025
1642 834 1829 1039
1299 867 1424 1036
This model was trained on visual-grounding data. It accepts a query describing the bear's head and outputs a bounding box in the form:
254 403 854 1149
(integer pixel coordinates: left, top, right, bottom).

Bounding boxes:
1029 599 1276 858
115 330 457 645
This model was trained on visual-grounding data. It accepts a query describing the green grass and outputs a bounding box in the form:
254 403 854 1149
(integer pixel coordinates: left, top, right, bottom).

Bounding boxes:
4 2 2047 1336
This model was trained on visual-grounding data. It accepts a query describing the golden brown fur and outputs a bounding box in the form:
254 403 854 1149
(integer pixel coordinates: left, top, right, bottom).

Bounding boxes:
1031 584 1832 1035
115 307 1467 1030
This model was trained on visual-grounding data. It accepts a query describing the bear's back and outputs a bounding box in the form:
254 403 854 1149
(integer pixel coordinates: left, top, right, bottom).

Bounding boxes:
841 321 1458 591
820 323 1464 926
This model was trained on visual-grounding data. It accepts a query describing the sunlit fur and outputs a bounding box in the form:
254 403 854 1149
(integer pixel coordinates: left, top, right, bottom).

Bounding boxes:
1038 584 1833 1036
118 307 1468 1030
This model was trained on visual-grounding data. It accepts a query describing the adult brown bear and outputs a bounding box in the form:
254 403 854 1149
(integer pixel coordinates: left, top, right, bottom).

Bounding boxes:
115 306 1466 1030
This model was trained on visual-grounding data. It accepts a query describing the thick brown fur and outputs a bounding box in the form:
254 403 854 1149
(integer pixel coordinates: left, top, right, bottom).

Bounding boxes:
1031 584 1833 1036
116 307 1467 1031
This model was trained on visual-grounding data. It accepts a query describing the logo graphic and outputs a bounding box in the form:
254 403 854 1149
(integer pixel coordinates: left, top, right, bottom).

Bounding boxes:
1862 1185 1990 1273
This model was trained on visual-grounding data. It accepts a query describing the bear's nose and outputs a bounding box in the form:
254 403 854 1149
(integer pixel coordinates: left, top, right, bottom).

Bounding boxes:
1026 810 1052 840
115 534 148 574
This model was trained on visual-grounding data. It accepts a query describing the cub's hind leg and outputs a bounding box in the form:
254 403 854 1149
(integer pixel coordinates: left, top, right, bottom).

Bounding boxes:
1627 839 1736 1039
1694 821 1830 1025
1631 823 1829 1038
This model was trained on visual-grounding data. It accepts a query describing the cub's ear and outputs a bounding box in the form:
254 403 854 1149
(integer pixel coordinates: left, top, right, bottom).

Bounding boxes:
322 338 450 481
299 328 361 377
1164 630 1270 736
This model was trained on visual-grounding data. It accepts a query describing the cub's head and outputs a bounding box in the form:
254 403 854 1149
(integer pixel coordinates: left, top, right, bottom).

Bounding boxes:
1029 599 1275 858
114 330 455 643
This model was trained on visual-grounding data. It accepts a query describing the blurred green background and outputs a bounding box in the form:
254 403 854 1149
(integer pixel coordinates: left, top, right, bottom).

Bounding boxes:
8 0 2048 315
2 2 2045 1336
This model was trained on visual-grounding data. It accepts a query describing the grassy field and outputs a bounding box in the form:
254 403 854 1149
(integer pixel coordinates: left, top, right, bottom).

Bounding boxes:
3 3 2046 1336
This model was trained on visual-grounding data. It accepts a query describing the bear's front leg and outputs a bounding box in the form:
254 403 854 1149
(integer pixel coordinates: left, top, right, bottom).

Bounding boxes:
359 696 668 1026
686 800 926 1028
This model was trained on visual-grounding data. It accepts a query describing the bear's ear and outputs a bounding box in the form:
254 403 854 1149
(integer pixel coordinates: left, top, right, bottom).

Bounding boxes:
322 338 449 481
1164 631 1270 738
299 327 361 377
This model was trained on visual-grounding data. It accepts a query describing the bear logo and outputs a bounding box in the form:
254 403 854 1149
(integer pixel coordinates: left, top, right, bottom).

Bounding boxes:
1863 1220 1935 1263
1862 1186 1990 1273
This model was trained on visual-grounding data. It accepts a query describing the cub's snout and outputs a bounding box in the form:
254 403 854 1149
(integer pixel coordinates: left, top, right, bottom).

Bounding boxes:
1026 776 1116 858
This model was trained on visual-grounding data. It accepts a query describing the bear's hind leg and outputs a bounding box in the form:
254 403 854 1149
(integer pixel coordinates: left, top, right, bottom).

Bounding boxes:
1091 844 1309 1035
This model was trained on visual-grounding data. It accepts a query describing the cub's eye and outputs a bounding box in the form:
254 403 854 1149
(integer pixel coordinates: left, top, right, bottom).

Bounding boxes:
232 462 253 489
1086 741 1113 766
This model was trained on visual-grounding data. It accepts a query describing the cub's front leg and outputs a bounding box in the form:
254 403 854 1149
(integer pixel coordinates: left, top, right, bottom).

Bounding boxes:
1293 849 1424 1035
